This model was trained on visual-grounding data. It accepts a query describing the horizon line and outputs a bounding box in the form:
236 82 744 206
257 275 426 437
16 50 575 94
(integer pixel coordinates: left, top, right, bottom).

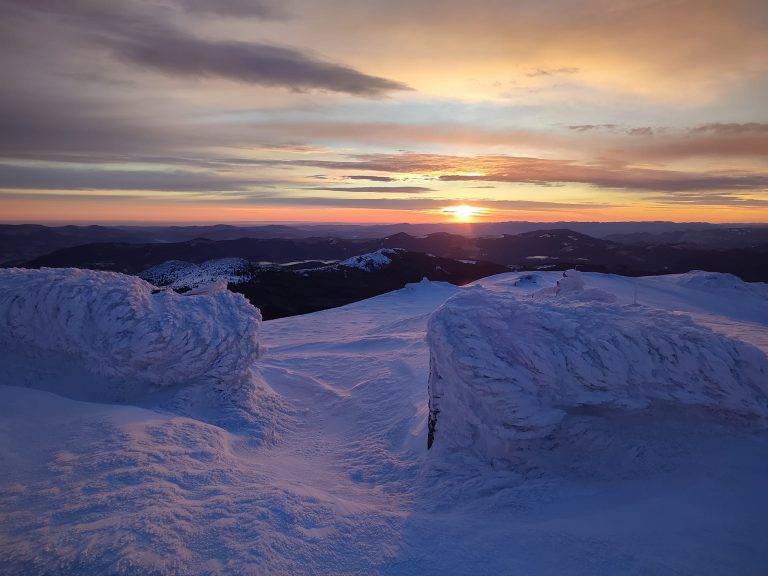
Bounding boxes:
4 219 767 227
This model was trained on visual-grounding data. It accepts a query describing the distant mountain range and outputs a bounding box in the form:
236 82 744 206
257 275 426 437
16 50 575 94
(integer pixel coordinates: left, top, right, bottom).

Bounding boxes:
19 228 768 282
5 224 767 318
605 227 768 249
4 221 768 265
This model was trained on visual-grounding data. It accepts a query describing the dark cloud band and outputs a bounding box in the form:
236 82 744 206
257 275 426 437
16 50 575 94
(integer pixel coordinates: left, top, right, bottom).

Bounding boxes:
308 186 434 193
3 0 409 96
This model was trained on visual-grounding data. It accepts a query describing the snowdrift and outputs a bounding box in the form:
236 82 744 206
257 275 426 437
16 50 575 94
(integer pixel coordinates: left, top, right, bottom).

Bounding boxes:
427 271 768 460
0 268 285 436
670 270 768 299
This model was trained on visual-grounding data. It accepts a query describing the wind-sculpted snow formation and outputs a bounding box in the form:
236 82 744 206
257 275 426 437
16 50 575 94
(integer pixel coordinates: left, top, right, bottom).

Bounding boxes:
0 267 285 436
427 270 768 458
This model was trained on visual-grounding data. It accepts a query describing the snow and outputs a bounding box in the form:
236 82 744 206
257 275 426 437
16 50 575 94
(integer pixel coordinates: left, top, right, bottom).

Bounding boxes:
1 268 768 574
427 271 768 460
532 268 618 302
339 248 403 271
672 270 768 298
139 257 256 290
0 267 286 435
137 258 193 284
139 250 407 290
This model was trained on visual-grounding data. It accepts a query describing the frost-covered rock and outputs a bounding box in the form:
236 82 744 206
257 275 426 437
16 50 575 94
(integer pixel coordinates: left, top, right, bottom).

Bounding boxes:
533 269 617 302
0 267 260 386
427 282 768 459
0 267 286 436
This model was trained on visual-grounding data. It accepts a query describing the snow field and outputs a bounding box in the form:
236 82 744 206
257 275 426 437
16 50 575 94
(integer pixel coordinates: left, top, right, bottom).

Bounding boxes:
0 268 767 574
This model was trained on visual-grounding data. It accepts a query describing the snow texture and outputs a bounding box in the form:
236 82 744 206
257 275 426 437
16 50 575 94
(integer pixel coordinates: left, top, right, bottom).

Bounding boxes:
0 267 286 435
427 270 768 458
1 269 768 575
672 269 768 298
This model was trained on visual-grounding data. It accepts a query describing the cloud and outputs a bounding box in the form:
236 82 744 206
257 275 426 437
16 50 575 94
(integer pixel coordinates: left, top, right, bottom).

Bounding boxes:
626 127 654 136
0 164 280 192
272 152 768 192
690 123 768 135
231 195 612 211
526 67 580 78
170 0 287 18
3 0 409 96
568 124 619 132
438 164 768 193
568 124 655 136
346 175 396 182
645 192 768 207
2 0 767 221
229 120 768 162
238 120 564 149
308 186 434 193
290 0 768 103
604 122 768 160
111 36 410 96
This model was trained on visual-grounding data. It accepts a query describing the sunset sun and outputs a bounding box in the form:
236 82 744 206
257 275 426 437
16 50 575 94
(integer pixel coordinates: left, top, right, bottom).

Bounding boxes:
443 204 484 222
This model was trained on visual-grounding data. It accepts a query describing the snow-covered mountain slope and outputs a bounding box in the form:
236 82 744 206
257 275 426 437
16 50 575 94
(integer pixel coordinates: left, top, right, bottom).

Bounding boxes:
138 257 260 290
137 249 404 290
337 248 403 270
1 269 767 574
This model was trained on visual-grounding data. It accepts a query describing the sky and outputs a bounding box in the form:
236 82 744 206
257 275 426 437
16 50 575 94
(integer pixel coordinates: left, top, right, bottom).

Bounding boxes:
1 0 767 224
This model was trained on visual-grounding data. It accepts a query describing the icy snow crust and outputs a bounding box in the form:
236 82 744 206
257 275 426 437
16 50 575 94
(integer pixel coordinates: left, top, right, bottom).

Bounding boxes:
427 272 768 459
1 268 768 574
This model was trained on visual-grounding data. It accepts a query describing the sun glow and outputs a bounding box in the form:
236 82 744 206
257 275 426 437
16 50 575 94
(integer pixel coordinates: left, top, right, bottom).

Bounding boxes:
442 204 485 222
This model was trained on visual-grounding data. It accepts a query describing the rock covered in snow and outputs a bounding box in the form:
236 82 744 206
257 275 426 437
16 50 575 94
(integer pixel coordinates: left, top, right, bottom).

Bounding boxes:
0 267 260 386
0 267 286 436
427 275 768 459
533 269 617 302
